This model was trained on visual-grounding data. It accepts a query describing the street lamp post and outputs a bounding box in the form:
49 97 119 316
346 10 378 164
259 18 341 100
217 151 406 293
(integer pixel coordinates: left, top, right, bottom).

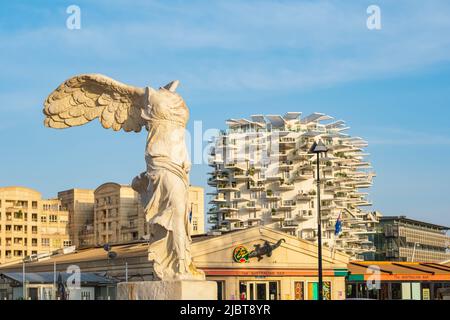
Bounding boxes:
309 140 328 301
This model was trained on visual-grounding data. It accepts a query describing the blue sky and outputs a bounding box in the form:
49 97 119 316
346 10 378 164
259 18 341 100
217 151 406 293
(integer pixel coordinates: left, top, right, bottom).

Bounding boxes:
1 0 450 226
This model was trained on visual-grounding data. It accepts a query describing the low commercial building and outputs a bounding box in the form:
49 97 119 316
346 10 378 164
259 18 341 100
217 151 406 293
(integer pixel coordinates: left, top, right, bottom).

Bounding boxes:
0 271 117 300
0 226 349 300
346 261 450 300
0 186 71 265
373 216 450 263
194 227 349 300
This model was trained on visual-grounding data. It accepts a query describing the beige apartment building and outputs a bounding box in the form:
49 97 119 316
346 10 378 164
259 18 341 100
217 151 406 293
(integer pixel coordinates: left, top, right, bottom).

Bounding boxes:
1 184 206 258
60 183 206 247
189 186 205 236
58 188 95 248
0 187 71 265
93 183 145 245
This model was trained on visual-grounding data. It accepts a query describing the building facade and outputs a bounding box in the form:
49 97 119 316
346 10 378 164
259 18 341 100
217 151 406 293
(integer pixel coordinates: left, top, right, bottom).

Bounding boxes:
0 187 71 265
346 261 450 300
60 183 205 247
1 183 205 260
93 183 145 245
58 188 95 248
373 216 450 263
0 227 350 300
189 186 205 236
207 112 378 259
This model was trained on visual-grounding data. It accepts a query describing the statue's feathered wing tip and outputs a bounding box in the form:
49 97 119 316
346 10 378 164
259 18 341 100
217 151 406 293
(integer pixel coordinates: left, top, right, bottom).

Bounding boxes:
163 80 179 92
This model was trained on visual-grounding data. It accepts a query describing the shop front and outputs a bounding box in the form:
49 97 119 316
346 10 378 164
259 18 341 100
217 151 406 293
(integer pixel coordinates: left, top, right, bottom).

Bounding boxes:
346 261 450 300
191 226 350 300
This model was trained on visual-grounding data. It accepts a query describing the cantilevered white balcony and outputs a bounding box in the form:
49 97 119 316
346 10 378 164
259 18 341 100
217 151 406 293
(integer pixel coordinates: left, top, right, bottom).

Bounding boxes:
276 181 295 191
207 175 228 186
232 195 251 203
209 195 227 204
265 174 283 181
223 213 243 222
224 162 247 171
281 220 299 230
279 137 296 146
241 202 262 211
278 200 297 210
264 192 282 201
249 182 266 190
296 210 314 221
291 172 314 181
271 209 285 221
207 216 218 224
217 184 240 192
296 193 312 201
234 173 252 181
217 205 239 213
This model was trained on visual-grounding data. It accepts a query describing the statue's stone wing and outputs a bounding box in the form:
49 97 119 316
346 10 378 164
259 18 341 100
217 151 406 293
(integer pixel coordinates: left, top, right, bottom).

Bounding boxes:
43 74 146 132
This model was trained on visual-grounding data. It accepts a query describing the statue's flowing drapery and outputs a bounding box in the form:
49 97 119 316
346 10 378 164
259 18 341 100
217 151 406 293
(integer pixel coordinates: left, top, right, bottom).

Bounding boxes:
137 89 204 280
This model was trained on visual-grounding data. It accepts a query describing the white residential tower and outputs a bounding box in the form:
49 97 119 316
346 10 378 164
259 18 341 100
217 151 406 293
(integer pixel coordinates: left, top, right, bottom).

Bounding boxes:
207 112 379 259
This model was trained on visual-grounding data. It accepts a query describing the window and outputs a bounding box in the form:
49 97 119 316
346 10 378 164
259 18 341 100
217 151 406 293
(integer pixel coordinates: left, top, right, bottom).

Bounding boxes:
216 281 225 300
41 238 50 247
49 215 58 223
63 240 72 247
192 219 198 231
53 239 61 248
294 281 305 300
269 282 278 300
32 213 38 222
14 250 23 257
41 216 47 223
14 211 23 219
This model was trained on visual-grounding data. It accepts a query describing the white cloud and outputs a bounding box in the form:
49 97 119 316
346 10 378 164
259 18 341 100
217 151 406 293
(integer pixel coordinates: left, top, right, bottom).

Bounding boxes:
1 0 450 93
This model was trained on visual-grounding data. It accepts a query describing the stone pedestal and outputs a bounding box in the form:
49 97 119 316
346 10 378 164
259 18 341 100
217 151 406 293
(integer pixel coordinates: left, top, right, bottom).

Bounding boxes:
117 280 217 300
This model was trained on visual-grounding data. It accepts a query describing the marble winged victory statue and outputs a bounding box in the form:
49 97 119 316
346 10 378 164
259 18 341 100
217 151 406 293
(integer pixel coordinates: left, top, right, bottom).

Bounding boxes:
43 74 205 281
